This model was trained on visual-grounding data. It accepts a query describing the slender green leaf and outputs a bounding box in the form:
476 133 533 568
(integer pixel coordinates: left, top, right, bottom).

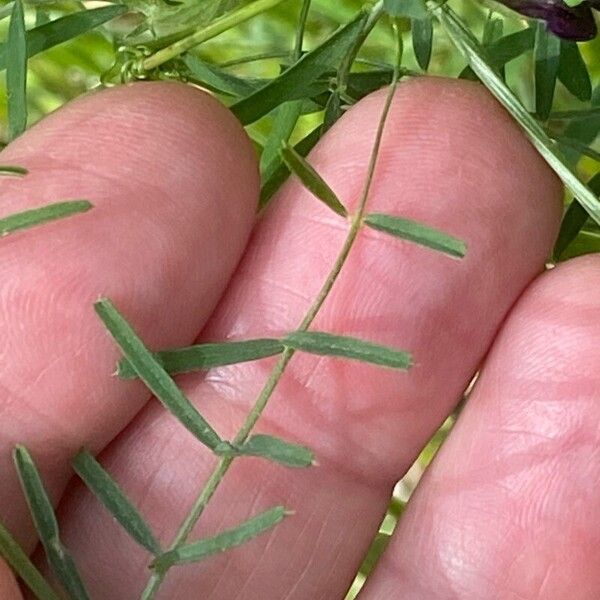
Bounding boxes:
235 434 314 467
557 137 600 163
283 331 412 370
558 41 591 102
231 12 367 124
412 17 433 70
152 506 288 570
13 447 89 600
0 521 59 600
554 171 600 259
384 0 427 19
0 200 92 237
322 90 342 134
0 6 127 71
94 299 222 450
72 450 161 555
281 143 347 216
432 2 600 226
0 164 27 176
118 338 284 379
534 24 560 121
7 0 27 140
364 213 466 258
549 107 600 122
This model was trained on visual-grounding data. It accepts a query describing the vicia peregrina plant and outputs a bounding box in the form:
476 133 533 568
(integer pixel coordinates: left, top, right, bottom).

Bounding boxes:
0 0 597 598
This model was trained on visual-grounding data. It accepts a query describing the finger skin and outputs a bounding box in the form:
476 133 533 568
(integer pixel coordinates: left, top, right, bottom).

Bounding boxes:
55 78 562 598
0 82 258 550
364 255 600 599
0 561 23 600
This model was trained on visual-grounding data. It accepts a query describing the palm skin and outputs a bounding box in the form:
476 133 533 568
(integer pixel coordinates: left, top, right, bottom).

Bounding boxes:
0 77 598 600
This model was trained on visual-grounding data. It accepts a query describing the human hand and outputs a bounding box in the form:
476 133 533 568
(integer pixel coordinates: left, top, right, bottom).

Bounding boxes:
0 78 595 599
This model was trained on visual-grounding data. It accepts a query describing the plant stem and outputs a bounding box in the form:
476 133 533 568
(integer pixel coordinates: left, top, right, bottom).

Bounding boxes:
141 0 290 72
140 10 401 600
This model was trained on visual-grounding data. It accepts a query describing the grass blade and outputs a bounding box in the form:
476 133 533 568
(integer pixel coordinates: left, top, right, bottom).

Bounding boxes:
364 212 467 258
283 331 412 370
7 0 27 140
554 171 600 259
0 521 59 600
281 143 347 216
118 338 284 379
0 200 92 237
94 299 223 451
0 5 127 71
231 12 367 125
0 164 27 176
432 2 600 226
534 24 560 121
13 446 89 600
558 40 591 101
72 450 161 555
235 434 314 468
412 17 433 71
151 506 288 570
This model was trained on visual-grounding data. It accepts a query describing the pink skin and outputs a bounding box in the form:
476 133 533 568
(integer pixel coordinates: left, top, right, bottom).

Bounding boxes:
364 255 600 600
0 77 586 599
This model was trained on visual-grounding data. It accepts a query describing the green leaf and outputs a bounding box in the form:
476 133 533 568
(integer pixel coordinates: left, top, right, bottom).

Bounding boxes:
118 338 284 379
13 446 90 600
364 213 466 258
231 12 368 125
558 41 591 102
151 506 288 570
0 200 92 237
563 0 585 6
6 0 27 140
72 450 161 555
281 143 347 217
412 17 433 71
183 54 261 96
549 107 600 122
0 164 27 176
432 2 600 226
235 434 314 467
385 0 427 19
321 90 342 134
0 521 59 600
554 171 600 259
0 6 127 71
534 24 560 121
283 331 412 370
94 299 223 451
557 137 600 163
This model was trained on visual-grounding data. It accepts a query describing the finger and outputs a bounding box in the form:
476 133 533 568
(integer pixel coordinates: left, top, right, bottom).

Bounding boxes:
0 81 258 550
55 78 562 598
0 560 22 600
362 255 600 599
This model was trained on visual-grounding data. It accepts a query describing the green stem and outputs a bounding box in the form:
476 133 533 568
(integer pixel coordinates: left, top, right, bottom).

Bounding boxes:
140 9 399 600
141 0 290 72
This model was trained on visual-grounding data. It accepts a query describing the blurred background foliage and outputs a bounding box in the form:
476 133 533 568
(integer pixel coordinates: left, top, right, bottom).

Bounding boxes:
0 1 598 596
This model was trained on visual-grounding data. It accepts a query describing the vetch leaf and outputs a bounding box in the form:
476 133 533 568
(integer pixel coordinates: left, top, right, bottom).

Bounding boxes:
0 164 27 176
13 446 89 600
558 40 591 101
385 0 428 19
231 12 367 124
534 23 561 121
0 200 92 237
283 331 412 370
0 521 59 600
118 338 284 379
94 299 223 451
234 434 314 467
412 17 433 70
151 506 288 570
183 54 261 96
432 2 600 226
0 5 127 71
281 143 347 216
72 450 161 555
7 0 27 140
364 213 467 258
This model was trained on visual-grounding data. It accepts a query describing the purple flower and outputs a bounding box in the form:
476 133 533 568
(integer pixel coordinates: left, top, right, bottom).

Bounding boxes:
500 0 599 40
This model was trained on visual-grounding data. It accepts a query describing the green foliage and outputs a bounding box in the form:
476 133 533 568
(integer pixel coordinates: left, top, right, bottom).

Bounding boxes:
0 200 92 236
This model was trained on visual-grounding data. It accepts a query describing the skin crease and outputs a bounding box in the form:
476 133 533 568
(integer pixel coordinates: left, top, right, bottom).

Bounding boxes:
0 79 598 600
17 76 566 600
0 81 259 553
